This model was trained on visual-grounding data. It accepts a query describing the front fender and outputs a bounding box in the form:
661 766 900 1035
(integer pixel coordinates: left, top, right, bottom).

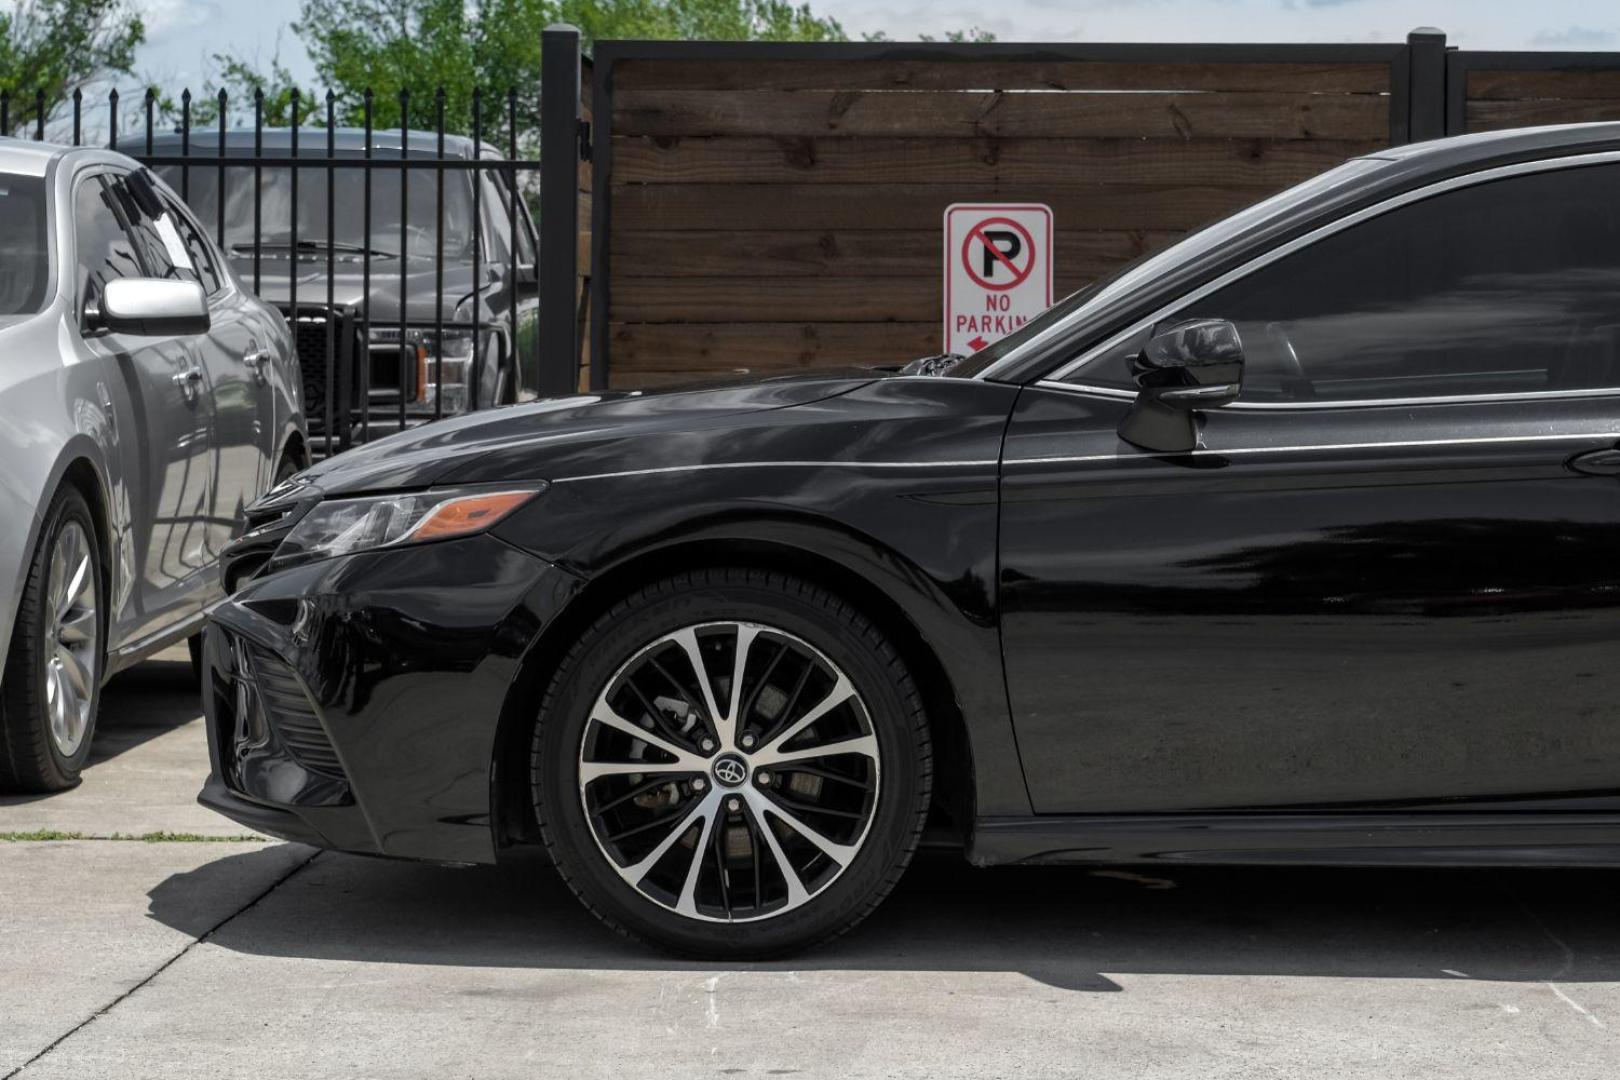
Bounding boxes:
0 435 117 688
492 455 1031 818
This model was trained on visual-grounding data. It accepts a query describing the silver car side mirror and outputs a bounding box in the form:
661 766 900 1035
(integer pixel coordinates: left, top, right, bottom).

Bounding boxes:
90 279 210 337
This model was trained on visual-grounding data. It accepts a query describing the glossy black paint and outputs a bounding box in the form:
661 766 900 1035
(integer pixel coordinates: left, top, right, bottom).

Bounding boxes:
999 385 1620 816
204 533 580 862
201 123 1620 872
203 372 1028 863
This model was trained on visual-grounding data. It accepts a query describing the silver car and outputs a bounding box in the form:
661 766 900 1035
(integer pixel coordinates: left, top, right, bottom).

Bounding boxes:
0 141 306 792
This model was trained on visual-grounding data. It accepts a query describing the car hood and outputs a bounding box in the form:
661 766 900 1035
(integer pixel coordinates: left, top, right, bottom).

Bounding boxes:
228 253 486 322
296 370 884 495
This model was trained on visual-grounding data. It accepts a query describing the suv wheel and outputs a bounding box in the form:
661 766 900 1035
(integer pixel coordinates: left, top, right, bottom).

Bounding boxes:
0 486 104 793
533 569 932 958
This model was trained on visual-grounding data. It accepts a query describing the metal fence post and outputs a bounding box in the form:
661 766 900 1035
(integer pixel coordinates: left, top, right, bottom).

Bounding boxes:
539 23 583 397
1407 27 1448 143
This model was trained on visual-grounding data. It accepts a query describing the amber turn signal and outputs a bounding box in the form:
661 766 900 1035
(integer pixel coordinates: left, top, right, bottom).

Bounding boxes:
406 490 538 542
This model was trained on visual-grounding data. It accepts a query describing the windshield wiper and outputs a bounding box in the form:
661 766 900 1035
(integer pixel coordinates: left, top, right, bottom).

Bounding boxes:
231 239 394 257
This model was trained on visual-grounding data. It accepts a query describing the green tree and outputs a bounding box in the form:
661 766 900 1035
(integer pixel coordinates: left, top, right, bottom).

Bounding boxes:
207 0 983 138
277 0 845 133
0 0 145 130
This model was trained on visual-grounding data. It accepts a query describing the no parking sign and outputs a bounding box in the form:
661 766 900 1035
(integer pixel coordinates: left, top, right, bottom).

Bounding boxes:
943 203 1053 355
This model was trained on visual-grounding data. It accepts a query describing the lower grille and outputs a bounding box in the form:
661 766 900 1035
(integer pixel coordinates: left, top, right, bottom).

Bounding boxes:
247 644 345 779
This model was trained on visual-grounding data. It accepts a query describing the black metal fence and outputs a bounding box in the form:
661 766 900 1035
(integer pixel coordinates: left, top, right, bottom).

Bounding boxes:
1 81 555 461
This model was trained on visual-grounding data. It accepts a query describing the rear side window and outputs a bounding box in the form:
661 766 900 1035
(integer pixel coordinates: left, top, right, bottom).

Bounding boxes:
0 173 49 316
73 177 143 311
1066 163 1620 403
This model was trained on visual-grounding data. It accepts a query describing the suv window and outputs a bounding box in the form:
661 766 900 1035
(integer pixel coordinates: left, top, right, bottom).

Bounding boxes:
492 173 536 268
1067 163 1620 403
73 177 143 312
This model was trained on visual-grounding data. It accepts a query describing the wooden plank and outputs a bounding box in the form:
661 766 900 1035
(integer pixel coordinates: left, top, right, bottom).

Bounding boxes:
610 228 1182 278
613 89 1390 140
613 276 948 322
609 321 943 371
1465 98 1620 131
613 271 1102 323
613 59 1393 94
610 369 748 390
611 182 1264 231
1468 68 1620 101
611 135 1377 187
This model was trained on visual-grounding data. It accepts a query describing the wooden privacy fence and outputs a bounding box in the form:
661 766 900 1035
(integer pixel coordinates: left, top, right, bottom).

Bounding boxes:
534 27 1620 391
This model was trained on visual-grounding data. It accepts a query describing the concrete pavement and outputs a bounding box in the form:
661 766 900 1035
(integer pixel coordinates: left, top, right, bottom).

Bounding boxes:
2 655 1618 1078
0 646 260 839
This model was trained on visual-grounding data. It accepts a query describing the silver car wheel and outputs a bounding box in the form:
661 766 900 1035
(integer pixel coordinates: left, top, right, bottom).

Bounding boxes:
43 521 97 758
578 621 881 924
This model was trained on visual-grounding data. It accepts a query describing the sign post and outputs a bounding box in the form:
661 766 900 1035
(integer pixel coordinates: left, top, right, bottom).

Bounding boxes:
943 203 1053 355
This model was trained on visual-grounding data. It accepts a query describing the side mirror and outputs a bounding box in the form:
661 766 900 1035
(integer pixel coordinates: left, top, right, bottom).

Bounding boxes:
1118 318 1244 453
90 279 210 337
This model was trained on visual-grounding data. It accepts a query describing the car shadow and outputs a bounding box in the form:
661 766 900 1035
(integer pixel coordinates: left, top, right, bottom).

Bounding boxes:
146 846 1620 991
0 656 200 809
89 656 201 767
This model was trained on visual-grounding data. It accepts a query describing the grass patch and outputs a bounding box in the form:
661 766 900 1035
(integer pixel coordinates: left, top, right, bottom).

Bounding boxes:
1 830 267 843
114 831 268 843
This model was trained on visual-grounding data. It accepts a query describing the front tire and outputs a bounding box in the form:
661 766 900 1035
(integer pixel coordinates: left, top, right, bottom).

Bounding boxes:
0 487 104 793
532 569 931 958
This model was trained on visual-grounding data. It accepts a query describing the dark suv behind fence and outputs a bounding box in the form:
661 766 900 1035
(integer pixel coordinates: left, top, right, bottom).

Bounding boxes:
129 129 541 456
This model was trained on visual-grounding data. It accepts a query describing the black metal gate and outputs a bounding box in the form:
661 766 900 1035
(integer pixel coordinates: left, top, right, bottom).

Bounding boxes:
4 82 556 460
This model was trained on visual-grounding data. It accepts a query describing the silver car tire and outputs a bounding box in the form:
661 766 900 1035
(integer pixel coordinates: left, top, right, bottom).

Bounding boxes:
0 486 103 794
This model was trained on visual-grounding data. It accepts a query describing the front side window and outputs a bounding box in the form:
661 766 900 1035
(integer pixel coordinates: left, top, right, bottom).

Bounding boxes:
73 177 143 312
0 172 49 317
106 175 198 284
160 193 223 295
1070 162 1620 403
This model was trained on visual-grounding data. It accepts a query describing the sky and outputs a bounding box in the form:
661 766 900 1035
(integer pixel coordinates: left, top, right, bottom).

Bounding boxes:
130 0 1620 90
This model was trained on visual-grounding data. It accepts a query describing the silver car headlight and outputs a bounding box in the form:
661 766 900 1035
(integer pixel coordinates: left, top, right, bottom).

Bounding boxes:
273 484 545 569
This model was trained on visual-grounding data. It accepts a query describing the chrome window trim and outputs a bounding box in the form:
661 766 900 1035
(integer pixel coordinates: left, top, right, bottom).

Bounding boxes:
1032 379 1620 411
1014 150 1620 400
1004 429 1620 469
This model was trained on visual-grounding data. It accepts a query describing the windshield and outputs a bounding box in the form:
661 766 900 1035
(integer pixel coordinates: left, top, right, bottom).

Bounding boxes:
155 159 478 261
0 173 49 316
955 157 1386 377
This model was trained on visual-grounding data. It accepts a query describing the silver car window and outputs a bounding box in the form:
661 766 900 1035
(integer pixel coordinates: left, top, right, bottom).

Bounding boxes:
73 177 143 314
159 192 223 296
105 175 196 283
0 172 50 316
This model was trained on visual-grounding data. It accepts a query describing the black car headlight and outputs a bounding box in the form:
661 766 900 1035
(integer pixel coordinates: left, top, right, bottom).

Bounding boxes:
271 484 546 569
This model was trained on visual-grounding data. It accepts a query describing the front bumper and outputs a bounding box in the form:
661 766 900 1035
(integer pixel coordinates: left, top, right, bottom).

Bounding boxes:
198 532 583 864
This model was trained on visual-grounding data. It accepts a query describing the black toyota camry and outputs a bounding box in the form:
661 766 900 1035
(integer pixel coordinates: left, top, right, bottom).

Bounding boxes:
201 123 1620 957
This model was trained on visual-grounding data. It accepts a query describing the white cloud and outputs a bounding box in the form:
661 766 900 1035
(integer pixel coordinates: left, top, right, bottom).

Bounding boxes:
1530 25 1619 47
133 0 222 41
